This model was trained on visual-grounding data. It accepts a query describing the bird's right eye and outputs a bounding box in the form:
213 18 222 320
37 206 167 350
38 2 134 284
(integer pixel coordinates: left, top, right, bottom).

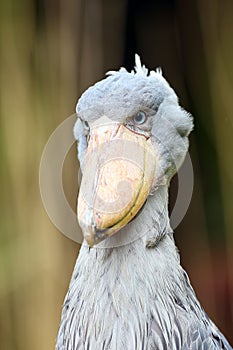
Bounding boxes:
83 121 89 130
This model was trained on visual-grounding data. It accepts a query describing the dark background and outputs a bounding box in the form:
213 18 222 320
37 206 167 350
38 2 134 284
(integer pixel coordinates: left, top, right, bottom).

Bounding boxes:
0 0 233 348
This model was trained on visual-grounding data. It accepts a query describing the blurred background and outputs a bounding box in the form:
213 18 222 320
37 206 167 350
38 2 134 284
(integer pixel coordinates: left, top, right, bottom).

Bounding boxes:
0 0 233 348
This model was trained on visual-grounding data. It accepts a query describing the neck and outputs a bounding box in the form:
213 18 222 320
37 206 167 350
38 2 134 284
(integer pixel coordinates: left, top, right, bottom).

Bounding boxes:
59 184 215 349
69 185 188 327
82 185 172 249
73 185 185 334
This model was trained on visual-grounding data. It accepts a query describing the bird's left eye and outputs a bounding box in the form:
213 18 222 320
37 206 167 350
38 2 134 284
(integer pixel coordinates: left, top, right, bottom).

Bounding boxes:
132 111 147 125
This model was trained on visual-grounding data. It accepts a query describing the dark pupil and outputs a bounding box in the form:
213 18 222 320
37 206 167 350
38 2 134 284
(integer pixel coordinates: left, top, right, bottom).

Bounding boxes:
84 121 89 128
134 112 145 123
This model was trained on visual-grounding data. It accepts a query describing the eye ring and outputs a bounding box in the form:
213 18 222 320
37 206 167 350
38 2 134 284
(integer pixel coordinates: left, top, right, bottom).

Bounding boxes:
132 111 147 125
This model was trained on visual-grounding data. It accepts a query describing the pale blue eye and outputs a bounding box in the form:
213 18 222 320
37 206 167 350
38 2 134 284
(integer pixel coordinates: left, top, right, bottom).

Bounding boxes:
133 111 146 125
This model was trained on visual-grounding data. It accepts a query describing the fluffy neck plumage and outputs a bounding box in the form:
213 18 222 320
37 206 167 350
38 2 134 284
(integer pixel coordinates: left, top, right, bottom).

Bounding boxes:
76 185 183 306
57 186 198 349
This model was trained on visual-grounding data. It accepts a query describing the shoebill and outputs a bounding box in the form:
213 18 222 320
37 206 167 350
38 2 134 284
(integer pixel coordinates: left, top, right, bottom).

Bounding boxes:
56 55 232 349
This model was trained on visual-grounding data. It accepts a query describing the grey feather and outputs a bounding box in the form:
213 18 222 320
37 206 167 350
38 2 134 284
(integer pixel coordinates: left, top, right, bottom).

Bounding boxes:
56 56 232 350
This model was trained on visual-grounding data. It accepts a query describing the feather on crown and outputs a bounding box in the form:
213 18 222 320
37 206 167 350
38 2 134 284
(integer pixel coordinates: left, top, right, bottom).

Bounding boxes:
107 54 163 78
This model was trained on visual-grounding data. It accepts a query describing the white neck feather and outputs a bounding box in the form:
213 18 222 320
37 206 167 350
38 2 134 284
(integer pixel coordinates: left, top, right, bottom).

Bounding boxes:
58 186 192 349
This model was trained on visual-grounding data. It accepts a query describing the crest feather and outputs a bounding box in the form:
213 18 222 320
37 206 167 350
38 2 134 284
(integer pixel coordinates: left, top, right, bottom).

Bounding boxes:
106 54 163 78
134 54 149 76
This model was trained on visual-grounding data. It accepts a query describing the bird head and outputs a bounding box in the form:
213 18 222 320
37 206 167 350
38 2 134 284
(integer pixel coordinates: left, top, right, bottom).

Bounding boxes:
74 55 193 247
